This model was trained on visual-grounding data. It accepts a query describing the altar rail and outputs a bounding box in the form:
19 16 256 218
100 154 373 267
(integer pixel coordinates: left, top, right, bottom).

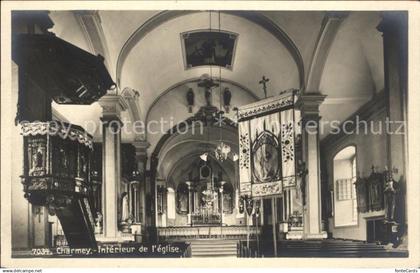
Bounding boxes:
158 226 261 240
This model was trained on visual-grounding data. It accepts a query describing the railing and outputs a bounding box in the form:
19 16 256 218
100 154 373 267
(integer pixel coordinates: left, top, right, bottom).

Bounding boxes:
181 243 192 258
157 226 261 241
237 240 261 257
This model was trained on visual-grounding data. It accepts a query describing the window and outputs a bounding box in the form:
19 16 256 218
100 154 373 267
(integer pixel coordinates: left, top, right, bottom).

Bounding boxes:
351 156 358 221
333 146 358 227
336 179 353 200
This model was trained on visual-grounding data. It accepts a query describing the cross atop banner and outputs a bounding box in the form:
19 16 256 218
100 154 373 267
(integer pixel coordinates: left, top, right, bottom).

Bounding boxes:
237 90 299 198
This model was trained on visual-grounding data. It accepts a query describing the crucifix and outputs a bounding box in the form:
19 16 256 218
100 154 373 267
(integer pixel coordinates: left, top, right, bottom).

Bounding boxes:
198 75 219 106
259 76 270 99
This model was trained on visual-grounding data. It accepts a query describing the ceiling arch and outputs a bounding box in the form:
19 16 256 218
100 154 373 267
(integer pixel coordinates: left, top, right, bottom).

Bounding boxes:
155 124 238 160
116 10 304 89
47 10 386 144
163 144 237 183
145 78 255 152
120 12 301 124
145 77 259 124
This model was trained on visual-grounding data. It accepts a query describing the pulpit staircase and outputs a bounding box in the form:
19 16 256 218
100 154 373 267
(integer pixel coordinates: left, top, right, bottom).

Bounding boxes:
189 239 238 257
54 199 97 249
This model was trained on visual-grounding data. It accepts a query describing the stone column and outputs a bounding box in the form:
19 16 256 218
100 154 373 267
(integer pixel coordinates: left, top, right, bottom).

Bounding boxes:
377 12 408 243
296 93 328 239
133 140 149 225
186 181 192 226
219 181 226 225
130 182 138 222
98 94 128 240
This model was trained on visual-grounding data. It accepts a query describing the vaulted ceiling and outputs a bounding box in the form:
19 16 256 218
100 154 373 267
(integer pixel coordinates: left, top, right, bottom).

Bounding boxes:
49 10 385 148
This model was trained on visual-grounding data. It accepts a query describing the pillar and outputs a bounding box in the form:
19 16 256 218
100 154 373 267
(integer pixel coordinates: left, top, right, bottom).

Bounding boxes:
377 11 408 241
98 94 128 239
296 93 328 239
133 140 149 227
220 181 226 225
186 181 193 226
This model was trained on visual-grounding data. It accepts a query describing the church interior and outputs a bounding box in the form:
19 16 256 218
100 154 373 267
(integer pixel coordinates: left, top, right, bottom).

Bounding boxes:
9 9 409 258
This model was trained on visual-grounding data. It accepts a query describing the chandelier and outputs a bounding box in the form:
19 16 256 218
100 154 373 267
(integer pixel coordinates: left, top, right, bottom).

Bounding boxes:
198 11 239 164
214 11 231 163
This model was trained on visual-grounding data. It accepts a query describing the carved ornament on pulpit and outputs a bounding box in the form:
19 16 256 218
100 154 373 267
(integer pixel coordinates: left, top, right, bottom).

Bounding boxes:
21 121 93 216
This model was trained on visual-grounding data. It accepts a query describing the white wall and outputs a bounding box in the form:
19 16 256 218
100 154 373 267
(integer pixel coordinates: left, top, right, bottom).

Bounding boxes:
11 62 31 249
322 103 388 241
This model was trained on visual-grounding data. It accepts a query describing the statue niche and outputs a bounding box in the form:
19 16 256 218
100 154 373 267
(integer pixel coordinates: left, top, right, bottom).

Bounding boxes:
176 182 189 215
384 169 398 223
221 182 234 214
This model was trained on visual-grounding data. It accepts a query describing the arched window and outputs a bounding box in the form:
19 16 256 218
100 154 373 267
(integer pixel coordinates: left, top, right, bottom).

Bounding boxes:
333 146 358 227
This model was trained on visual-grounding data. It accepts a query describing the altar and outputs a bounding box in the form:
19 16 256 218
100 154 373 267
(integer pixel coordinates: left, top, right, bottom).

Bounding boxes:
157 226 260 241
190 184 223 226
191 213 221 226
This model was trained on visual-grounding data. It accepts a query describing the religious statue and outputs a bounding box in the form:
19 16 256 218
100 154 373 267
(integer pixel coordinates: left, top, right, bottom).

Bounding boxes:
223 87 232 113
384 168 398 223
121 192 130 223
297 160 308 206
259 76 269 98
221 183 234 214
29 147 44 175
198 74 219 107
119 192 132 233
94 211 103 234
186 88 194 113
35 148 43 168
177 183 189 214
205 88 212 106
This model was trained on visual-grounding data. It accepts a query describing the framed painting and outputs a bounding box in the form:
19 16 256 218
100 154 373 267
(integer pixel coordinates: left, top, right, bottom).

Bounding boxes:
181 30 238 69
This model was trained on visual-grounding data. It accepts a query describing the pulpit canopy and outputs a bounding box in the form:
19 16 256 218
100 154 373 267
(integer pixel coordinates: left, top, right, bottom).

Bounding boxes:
12 34 115 105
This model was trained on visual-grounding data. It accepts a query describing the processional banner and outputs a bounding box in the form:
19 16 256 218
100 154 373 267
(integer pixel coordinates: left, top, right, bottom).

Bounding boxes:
238 90 297 198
